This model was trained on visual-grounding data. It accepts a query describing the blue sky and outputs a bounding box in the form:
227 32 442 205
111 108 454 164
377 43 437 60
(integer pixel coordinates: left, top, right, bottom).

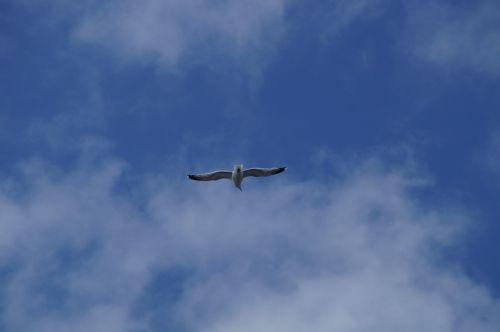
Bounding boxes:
1 0 500 331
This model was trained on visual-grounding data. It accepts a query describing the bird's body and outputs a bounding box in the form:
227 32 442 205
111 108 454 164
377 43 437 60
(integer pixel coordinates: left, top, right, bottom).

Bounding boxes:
188 164 286 190
232 164 244 190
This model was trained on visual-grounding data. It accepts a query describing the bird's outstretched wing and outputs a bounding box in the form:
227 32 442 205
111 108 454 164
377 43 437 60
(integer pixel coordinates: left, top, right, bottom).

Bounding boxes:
187 170 232 181
243 167 287 178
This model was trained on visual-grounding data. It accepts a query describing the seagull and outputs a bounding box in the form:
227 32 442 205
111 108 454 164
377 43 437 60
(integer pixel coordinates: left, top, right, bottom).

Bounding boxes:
188 164 286 191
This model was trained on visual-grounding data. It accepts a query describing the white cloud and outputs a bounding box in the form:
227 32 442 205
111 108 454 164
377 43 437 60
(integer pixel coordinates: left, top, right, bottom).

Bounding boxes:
50 0 387 72
21 0 500 77
0 151 499 331
405 0 500 75
302 0 500 75
72 0 286 71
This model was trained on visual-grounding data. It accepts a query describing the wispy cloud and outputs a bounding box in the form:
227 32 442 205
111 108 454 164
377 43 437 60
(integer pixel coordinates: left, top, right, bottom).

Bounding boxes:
35 0 388 72
304 0 500 76
405 0 500 75
20 0 500 77
72 0 286 72
0 150 499 331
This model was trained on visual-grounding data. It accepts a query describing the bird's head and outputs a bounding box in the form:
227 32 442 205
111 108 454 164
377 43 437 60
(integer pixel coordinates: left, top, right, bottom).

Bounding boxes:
234 164 243 173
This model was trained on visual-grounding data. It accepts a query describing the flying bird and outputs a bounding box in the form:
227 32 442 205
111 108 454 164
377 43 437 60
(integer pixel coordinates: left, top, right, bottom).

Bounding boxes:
188 164 286 190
